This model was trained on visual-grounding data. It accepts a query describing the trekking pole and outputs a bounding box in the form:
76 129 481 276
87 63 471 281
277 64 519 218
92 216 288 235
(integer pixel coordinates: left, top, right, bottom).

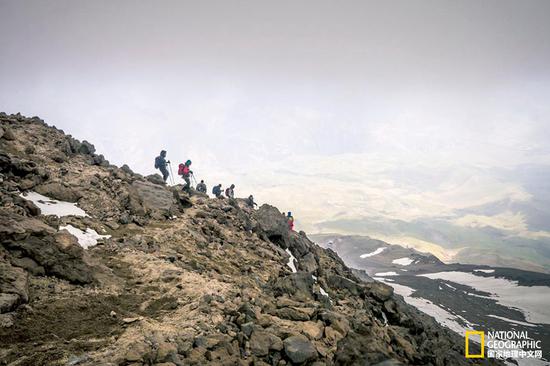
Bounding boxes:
191 173 197 186
168 162 175 185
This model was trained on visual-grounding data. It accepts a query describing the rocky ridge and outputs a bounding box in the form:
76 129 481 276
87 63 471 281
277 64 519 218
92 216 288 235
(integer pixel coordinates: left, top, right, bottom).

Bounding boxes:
0 113 499 365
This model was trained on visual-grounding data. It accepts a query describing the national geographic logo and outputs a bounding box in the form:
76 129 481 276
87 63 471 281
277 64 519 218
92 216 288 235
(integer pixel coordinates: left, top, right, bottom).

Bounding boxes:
465 329 543 360
465 330 485 358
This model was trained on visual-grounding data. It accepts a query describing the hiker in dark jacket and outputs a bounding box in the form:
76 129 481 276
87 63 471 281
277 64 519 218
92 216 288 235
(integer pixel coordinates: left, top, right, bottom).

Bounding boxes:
196 180 207 193
212 184 223 198
246 195 257 208
225 184 235 199
154 150 170 182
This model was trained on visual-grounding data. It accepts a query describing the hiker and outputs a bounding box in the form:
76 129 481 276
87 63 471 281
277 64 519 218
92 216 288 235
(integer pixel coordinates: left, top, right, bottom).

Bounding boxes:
154 150 170 182
287 212 294 231
225 184 235 199
212 184 223 198
178 160 193 192
196 180 207 193
246 195 258 208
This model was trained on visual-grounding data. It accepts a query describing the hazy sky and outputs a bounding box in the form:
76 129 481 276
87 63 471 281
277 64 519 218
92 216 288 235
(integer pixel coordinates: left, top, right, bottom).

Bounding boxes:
2 0 550 231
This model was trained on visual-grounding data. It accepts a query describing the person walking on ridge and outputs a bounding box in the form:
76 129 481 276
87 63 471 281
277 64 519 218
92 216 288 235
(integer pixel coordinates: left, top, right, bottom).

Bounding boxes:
154 150 170 183
246 195 258 208
225 184 235 199
196 180 207 193
178 160 193 192
212 184 223 198
287 211 294 231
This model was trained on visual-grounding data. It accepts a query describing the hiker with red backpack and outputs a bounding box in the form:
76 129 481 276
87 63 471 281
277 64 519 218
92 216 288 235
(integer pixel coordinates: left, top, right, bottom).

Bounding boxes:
178 160 193 192
287 212 294 231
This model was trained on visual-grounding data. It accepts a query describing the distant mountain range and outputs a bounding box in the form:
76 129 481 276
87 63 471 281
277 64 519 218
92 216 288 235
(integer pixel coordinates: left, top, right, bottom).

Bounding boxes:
311 233 550 365
304 164 550 274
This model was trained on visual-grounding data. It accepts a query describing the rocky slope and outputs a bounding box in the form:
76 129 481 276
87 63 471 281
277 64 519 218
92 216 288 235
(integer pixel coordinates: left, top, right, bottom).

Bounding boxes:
0 113 500 365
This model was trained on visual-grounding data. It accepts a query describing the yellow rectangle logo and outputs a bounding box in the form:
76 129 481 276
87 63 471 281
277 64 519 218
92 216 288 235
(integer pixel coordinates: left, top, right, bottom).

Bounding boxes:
465 330 485 358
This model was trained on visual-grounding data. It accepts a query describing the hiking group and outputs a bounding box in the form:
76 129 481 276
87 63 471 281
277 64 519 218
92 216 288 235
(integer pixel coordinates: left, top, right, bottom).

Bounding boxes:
155 150 293 227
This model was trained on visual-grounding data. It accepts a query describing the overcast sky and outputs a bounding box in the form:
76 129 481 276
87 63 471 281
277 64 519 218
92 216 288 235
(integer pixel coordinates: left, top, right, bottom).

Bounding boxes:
2 0 550 231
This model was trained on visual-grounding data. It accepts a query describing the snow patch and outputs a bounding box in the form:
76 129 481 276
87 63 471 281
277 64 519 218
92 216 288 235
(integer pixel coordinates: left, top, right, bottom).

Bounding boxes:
20 192 88 217
378 280 476 335
60 225 110 249
444 283 456 290
474 269 495 273
373 277 394 282
374 271 399 276
285 248 297 273
487 314 538 328
420 271 550 324
392 257 413 266
360 247 386 258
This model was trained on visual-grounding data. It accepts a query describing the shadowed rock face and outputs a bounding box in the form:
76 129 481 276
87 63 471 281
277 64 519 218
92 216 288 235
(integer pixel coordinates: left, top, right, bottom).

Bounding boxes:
0 113 497 365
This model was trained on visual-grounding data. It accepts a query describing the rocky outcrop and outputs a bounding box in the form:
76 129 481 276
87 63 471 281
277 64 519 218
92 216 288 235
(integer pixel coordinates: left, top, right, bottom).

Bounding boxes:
0 211 94 284
0 113 495 365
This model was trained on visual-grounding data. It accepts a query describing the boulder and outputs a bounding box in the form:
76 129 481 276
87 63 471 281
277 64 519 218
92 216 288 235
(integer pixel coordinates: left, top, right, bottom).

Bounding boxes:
252 205 290 247
67 136 82 154
298 252 318 273
145 174 165 185
79 140 95 155
287 232 313 258
3 224 94 284
35 182 82 202
10 256 45 276
2 127 15 140
326 274 362 296
301 321 324 340
121 164 134 175
12 194 41 216
272 273 316 301
92 154 109 167
56 139 72 156
275 307 311 321
333 331 370 365
318 311 350 336
250 330 283 356
283 335 318 364
0 211 55 241
0 261 29 313
156 341 178 362
130 180 180 218
368 282 394 302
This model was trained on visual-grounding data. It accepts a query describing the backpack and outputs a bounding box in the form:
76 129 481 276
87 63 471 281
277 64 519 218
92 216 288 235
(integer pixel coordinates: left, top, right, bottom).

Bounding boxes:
154 156 161 169
178 163 190 176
